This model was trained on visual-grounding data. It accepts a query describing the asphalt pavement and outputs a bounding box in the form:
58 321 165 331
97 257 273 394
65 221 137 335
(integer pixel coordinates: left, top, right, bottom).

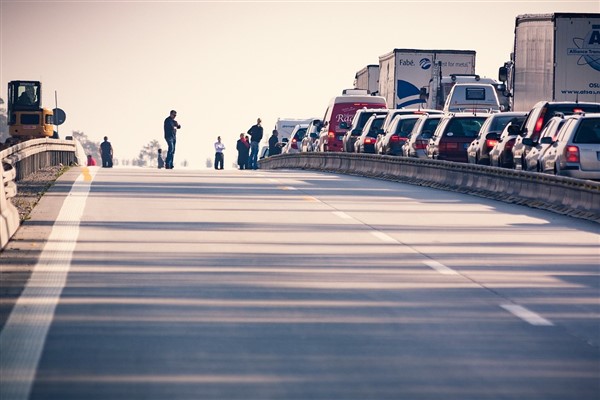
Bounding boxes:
1 166 598 400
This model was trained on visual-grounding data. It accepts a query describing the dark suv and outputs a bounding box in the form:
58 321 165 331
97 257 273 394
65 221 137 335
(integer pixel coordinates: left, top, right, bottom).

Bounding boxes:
511 101 600 170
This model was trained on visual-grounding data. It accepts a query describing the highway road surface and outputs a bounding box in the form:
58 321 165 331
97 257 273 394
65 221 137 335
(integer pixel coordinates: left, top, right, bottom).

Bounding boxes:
1 166 599 400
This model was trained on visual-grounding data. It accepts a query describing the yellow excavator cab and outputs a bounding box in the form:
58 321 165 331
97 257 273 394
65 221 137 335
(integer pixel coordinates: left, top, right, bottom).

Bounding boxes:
7 80 55 139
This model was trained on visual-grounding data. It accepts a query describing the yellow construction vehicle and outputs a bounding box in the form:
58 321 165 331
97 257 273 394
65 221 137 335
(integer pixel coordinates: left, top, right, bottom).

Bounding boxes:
6 80 55 143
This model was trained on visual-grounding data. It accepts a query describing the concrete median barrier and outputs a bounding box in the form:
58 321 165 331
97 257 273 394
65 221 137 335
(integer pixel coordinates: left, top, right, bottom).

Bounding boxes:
259 153 600 222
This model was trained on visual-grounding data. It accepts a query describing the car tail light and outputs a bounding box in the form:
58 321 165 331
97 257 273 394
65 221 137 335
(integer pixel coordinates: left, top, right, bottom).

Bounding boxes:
533 107 547 139
364 137 376 145
328 131 335 138
565 145 580 163
414 140 428 150
390 135 401 143
485 139 498 149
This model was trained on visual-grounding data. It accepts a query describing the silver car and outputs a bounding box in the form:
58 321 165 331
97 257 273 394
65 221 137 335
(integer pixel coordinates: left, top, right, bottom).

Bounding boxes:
522 116 566 172
402 114 443 158
539 113 600 180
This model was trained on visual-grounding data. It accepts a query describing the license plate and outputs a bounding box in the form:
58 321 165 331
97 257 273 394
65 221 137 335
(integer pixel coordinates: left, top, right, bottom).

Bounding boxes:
23 125 37 130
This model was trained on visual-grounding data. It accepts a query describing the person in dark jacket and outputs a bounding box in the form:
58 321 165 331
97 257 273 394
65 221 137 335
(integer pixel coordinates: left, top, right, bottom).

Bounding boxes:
247 118 263 169
100 136 113 168
236 133 250 170
163 110 181 169
268 129 282 156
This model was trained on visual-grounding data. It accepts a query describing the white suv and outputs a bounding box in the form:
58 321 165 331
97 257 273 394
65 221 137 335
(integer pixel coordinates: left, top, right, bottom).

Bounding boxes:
539 113 600 180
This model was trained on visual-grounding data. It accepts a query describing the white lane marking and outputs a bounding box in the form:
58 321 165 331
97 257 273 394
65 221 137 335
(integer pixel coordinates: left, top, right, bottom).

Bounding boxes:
501 304 554 326
279 186 297 191
268 178 278 183
0 167 97 400
423 260 459 275
371 231 397 243
332 211 352 220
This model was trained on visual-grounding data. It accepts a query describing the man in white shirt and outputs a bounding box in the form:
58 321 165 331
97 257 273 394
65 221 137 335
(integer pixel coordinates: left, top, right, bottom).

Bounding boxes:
214 136 225 170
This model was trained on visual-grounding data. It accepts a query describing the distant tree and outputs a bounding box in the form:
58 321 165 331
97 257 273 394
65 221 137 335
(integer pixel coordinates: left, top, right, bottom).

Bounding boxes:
136 140 161 167
72 130 100 160
181 159 189 167
205 158 213 168
0 98 9 144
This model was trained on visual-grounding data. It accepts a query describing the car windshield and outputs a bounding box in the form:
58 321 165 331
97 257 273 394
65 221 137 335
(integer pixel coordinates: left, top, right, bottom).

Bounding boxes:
394 119 417 138
445 117 487 138
419 118 441 139
573 118 600 144
293 128 307 140
367 118 385 137
489 115 526 133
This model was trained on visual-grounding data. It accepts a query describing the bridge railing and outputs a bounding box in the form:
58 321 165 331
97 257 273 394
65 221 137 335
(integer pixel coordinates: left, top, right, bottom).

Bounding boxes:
259 153 600 223
0 138 84 249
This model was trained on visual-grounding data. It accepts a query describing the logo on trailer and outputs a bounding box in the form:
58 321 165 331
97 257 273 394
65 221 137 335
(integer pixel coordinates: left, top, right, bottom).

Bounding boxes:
419 58 432 70
569 24 600 72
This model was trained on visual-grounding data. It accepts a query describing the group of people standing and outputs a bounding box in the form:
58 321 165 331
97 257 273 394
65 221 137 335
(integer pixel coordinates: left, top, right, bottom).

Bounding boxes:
235 118 263 170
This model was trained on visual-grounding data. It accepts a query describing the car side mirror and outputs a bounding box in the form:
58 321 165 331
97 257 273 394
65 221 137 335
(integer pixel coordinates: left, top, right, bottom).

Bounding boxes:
282 138 289 143
522 138 534 147
540 137 553 145
485 132 499 140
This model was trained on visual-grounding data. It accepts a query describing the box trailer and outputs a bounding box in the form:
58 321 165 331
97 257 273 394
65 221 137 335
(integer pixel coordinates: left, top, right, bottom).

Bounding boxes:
354 65 380 95
379 49 476 109
500 13 600 111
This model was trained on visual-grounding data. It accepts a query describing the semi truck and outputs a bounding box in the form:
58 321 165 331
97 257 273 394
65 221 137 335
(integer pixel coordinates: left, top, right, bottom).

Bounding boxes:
499 13 600 112
378 48 476 109
354 65 380 95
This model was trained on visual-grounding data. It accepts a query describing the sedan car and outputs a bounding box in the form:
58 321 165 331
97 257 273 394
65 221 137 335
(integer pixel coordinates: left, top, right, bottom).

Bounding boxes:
300 119 322 152
376 115 420 156
489 123 521 168
402 114 443 158
427 113 490 163
354 114 386 154
467 112 527 165
522 116 566 172
342 108 388 153
281 124 308 154
539 112 600 180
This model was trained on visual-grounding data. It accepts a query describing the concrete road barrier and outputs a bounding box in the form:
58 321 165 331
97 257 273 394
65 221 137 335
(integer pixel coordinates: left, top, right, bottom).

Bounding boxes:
259 153 600 222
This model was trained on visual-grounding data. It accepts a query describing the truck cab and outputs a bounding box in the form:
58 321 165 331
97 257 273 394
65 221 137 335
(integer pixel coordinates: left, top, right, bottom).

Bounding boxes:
7 80 54 140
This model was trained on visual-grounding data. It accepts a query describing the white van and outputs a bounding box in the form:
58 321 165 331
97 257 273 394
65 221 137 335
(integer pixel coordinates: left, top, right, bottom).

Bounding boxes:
443 83 501 113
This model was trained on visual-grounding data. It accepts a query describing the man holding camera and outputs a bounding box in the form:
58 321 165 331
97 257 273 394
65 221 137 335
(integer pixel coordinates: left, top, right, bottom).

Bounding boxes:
163 110 181 169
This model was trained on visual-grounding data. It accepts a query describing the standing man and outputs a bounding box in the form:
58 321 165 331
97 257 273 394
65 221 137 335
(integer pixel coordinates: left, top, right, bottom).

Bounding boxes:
247 117 263 170
100 136 113 168
214 136 225 170
163 110 181 169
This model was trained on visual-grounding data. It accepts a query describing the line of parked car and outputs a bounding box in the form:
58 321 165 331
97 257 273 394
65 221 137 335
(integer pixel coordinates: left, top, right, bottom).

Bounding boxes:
273 100 600 181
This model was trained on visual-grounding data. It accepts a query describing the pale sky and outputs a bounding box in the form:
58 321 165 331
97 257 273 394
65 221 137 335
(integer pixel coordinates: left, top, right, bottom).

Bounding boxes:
1 0 598 168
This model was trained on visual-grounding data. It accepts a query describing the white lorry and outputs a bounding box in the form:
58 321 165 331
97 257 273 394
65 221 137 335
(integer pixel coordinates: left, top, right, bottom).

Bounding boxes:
275 118 315 142
442 83 501 113
499 13 600 112
354 65 380 95
378 48 476 109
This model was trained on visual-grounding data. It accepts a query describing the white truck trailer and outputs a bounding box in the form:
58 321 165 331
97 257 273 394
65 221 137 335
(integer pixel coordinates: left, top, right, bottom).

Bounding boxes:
499 13 600 112
354 65 380 95
378 49 476 109
275 118 315 142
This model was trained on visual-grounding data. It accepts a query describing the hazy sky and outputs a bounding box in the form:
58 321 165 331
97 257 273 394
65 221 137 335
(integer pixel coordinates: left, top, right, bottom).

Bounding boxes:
1 0 597 168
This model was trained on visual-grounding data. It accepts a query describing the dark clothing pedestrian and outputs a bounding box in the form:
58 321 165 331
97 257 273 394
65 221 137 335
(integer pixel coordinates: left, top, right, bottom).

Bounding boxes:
100 137 113 168
268 132 281 156
157 149 164 169
237 135 250 170
247 119 263 169
164 110 181 169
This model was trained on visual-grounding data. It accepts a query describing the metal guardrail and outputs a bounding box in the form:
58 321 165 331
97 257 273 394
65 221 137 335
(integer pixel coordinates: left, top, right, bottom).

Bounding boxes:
0 138 84 249
259 153 600 223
